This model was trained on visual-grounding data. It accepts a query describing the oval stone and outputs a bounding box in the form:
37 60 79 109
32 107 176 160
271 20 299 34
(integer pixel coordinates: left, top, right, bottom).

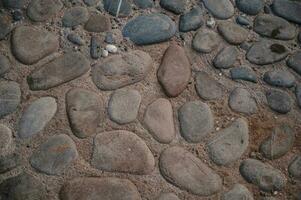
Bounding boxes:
195 71 223 100
288 155 301 180
0 81 21 118
221 184 254 200
0 124 12 154
179 7 204 32
160 0 187 14
203 0 234 19
263 70 295 88
213 46 238 69
287 51 301 76
27 0 63 22
266 89 292 114
0 55 10 76
192 28 221 53
272 0 301 25
218 21 248 45
236 0 263 15
104 0 132 17
84 14 111 33
62 7 89 27
229 88 258 115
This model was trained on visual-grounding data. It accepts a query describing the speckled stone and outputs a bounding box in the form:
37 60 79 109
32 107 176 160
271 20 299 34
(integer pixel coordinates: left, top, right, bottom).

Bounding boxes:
0 81 21 118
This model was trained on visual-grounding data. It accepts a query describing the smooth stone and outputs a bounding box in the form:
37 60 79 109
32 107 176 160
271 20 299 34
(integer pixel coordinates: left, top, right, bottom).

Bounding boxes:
123 14 176 45
213 46 238 69
159 146 222 196
160 0 186 14
105 32 115 44
221 184 254 200
266 89 292 114
83 0 99 6
27 0 63 22
144 98 175 144
296 84 301 108
12 26 59 65
134 0 154 9
92 130 155 175
288 155 301 179
60 177 142 200
240 159 286 192
263 70 295 88
218 21 248 45
178 101 214 143
30 134 78 175
104 0 132 17
260 124 295 160
28 52 89 90
84 14 111 33
62 7 89 27
229 88 257 115
18 97 57 139
195 71 223 100
13 10 23 21
0 55 10 76
208 118 249 166
108 88 141 124
272 0 301 25
90 36 101 59
236 0 264 15
0 124 12 154
157 44 191 97
287 51 301 76
66 88 102 138
236 15 251 26
179 7 204 32
203 0 234 19
246 40 288 65
0 14 12 40
254 14 296 40
67 33 84 46
157 193 180 200
0 153 19 173
192 28 220 53
230 67 257 83
0 81 21 118
92 50 152 90
2 0 26 9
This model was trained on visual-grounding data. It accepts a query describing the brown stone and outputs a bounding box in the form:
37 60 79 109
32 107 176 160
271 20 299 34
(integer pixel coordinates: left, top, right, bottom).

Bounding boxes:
85 14 111 33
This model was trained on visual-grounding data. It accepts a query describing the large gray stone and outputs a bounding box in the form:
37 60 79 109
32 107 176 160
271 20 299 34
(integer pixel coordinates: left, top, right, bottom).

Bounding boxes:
160 0 187 14
218 21 248 45
179 7 204 32
27 0 63 22
0 81 21 118
203 0 234 19
192 28 221 53
0 14 12 40
62 7 89 27
229 88 258 115
287 51 301 76
236 0 263 15
288 155 301 180
263 70 295 88
272 0 301 25
266 89 292 114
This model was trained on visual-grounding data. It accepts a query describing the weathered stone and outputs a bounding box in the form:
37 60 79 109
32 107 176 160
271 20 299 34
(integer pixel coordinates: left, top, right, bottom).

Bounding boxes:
2 0 26 9
0 124 12 154
67 33 84 46
0 81 21 118
288 155 301 180
192 28 221 53
195 71 223 100
236 15 251 26
0 14 12 40
287 51 301 76
179 7 203 32
0 153 19 173
134 0 154 9
213 46 238 69
83 0 99 6
104 0 132 17
27 0 63 22
90 36 102 59
230 67 257 83
296 84 301 108
221 184 254 200
0 55 10 76
160 0 187 14
203 0 234 19
84 14 111 33
229 88 258 115
266 89 292 114
62 7 89 27
272 0 301 25
236 0 263 15
263 70 295 88
218 21 248 45
156 193 180 200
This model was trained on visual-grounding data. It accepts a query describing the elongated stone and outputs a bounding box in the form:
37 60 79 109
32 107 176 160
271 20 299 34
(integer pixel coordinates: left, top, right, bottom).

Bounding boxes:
203 0 234 19
218 21 248 45
0 81 21 118
0 14 12 40
103 0 132 17
221 184 254 200
0 55 10 76
0 124 12 155
272 0 301 25
288 156 301 180
213 46 238 69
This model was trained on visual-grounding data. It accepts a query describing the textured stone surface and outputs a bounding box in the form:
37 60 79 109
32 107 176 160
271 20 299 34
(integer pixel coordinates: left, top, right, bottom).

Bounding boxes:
230 67 257 83
84 14 111 33
0 124 12 155
272 0 301 25
263 70 295 88
229 88 258 115
195 71 223 100
218 21 248 45
179 7 203 32
221 184 254 200
192 28 220 53
0 54 10 76
0 14 12 40
213 46 238 69
160 0 187 14
203 0 234 19
27 0 63 22
134 0 154 9
0 153 19 173
287 51 301 76
236 0 263 15
296 84 301 108
288 155 301 180
266 89 292 114
62 7 89 27
104 0 132 17
0 81 21 118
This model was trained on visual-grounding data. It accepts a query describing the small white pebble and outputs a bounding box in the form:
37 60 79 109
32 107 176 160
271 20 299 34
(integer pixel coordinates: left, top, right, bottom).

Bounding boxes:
219 73 222 76
105 44 118 53
206 17 216 28
216 127 220 131
102 49 109 57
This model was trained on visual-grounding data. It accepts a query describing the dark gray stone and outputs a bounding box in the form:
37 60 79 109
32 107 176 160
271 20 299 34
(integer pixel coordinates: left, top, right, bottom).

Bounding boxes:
192 28 220 53
266 89 292 114
218 21 248 45
12 10 23 21
67 33 84 46
296 84 301 108
288 155 301 180
203 0 234 19
90 36 102 59
230 67 257 83
236 0 264 15
27 0 63 22
263 70 295 88
229 88 258 115
62 7 89 27
0 153 19 173
213 46 238 69
0 82 21 118
221 184 254 200
105 32 115 44
0 55 10 76
179 7 203 32
195 71 223 100
0 14 12 40
134 0 154 9
272 0 301 25
287 51 301 76
160 0 187 14
236 15 251 26
2 0 26 9
103 0 132 17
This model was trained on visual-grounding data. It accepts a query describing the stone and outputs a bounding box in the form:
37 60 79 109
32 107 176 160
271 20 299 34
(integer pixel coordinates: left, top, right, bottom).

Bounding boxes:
208 118 249 165
18 97 57 139
263 70 295 88
60 177 142 200
62 7 89 27
287 51 301 76
30 134 78 175
221 184 254 200
236 15 251 26
105 32 115 44
84 14 111 33
179 7 204 32
157 44 191 97
272 0 301 25
192 28 220 53
134 0 154 9
13 10 23 21
230 67 257 83
159 146 222 196
83 0 99 6
0 81 21 118
0 14 12 40
160 0 186 14
296 84 301 108
2 0 26 9
105 44 118 53
108 88 141 124
260 124 295 160
92 130 155 175
229 88 258 115
27 0 63 22
299 31 301 43
246 40 288 65
202 0 234 19
218 21 248 45
144 98 175 144
240 159 286 192
157 193 180 200
236 0 264 15
0 153 19 173
213 46 238 69
178 101 214 143
254 14 296 40
266 89 291 114
0 55 10 76
104 0 132 17
0 124 12 154
12 26 59 65
288 155 301 179
123 14 176 45
90 36 102 59
66 88 102 138
67 33 84 46
195 71 223 100
92 50 152 90
28 52 90 90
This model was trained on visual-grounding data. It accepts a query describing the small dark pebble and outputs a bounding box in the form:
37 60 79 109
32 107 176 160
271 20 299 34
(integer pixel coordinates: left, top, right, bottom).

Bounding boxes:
0 154 19 173
90 36 102 59
105 32 115 44
264 5 271 14
67 33 84 46
230 67 257 83
12 10 23 21
236 16 250 26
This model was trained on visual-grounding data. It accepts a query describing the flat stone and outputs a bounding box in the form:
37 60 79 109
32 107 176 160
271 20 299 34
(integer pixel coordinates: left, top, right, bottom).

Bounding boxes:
0 55 10 76
240 159 286 192
178 101 214 143
2 0 26 9
67 33 84 46
144 98 175 144
229 88 257 115
83 0 99 6
12 26 59 65
108 88 141 124
27 0 63 22
92 130 155 174
272 0 301 25
195 71 223 100
208 118 249 166
287 51 301 76
0 81 21 118
266 89 292 114
192 28 220 53
218 21 248 45
0 153 19 173
157 193 180 200
160 0 187 14
84 14 111 33
0 124 12 154
0 14 12 40
288 155 301 180
18 97 57 139
104 0 132 17
221 184 254 200
159 146 222 196
134 0 154 9
203 0 234 19
246 40 288 65
213 46 238 69
92 50 152 90
296 84 301 108
30 134 78 175
263 70 295 88
28 52 89 90
123 14 176 45
60 177 142 200
260 124 295 159
230 67 257 83
62 7 89 27
66 88 102 138
90 36 102 59
236 0 264 15
157 44 191 97
179 7 204 32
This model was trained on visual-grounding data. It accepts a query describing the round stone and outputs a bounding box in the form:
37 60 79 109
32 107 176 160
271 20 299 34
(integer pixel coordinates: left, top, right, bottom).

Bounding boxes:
230 67 257 83
179 7 204 32
0 81 21 118
104 0 132 17
160 0 187 14
0 14 12 40
229 88 258 115
213 46 238 69
84 14 111 33
0 124 12 155
263 70 295 88
0 54 10 76
203 0 234 19
287 51 301 76
221 184 254 200
272 0 301 25
156 193 180 200
266 89 292 114
218 21 248 45
288 155 301 180
236 0 264 15
27 0 63 22
192 28 221 53
62 7 89 27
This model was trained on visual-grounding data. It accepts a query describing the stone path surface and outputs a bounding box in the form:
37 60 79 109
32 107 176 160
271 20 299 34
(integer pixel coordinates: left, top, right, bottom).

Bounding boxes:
0 0 300 199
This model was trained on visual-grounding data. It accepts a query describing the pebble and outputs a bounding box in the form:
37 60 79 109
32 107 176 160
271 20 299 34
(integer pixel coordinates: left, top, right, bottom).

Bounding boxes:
195 71 223 100
134 0 154 9
83 0 99 6
202 0 234 19
157 193 180 200
213 46 238 69
287 51 301 76
13 10 23 21
123 14 176 45
84 14 111 33
66 88 102 138
18 97 57 139
67 33 84 45
0 54 10 76
0 81 21 118
266 89 292 114
206 17 216 28
102 49 109 57
272 0 301 25
105 44 118 53
229 88 258 115
159 146 222 196
179 7 203 32
218 21 248 45
157 44 191 97
160 0 187 14
103 0 131 17
90 36 102 59
108 88 141 124
221 184 254 200
0 124 12 155
230 67 257 83
92 50 152 90
178 101 214 143
0 14 12 40
105 32 115 44
30 134 78 175
236 0 264 15
144 98 175 144
2 0 26 9
27 0 63 22
92 130 155 174
0 153 19 173
192 28 221 53
60 177 142 200
236 15 251 26
240 159 286 192
62 7 89 27
296 84 301 108
288 155 301 180
28 52 89 90
263 70 295 88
